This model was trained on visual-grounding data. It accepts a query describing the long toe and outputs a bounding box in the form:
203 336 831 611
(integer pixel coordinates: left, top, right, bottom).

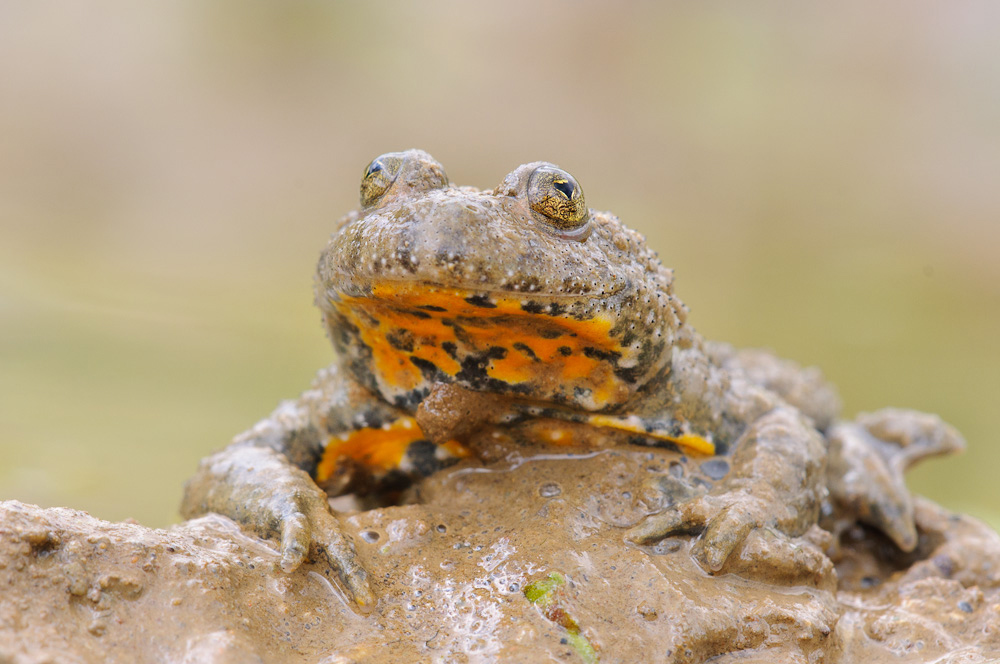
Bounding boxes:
695 504 756 572
279 512 311 572
627 508 688 544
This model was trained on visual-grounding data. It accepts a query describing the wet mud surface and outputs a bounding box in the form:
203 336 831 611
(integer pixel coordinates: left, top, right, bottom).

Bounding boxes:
2 448 999 663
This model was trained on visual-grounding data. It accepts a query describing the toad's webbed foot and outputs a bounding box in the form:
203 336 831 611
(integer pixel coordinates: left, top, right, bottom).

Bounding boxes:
628 408 826 573
826 408 965 551
181 445 374 611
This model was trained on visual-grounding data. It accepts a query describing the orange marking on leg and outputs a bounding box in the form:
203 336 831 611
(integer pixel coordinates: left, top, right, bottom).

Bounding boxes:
440 439 473 459
537 426 577 446
316 416 425 482
587 414 716 455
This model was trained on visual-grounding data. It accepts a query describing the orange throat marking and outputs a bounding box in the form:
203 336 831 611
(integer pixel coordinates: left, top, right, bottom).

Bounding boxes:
331 283 629 408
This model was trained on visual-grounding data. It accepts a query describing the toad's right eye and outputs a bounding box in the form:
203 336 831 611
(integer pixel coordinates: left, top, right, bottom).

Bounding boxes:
360 153 404 207
527 165 589 235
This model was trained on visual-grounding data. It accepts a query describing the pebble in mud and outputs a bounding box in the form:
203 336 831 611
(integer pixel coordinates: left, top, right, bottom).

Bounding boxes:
538 482 562 498
700 459 730 481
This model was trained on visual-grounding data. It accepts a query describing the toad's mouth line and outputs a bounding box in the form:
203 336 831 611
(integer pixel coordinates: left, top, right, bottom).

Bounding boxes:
329 277 626 305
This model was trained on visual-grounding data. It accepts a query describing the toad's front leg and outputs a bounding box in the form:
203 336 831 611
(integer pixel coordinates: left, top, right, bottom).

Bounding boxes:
628 406 827 572
181 444 374 609
180 366 424 612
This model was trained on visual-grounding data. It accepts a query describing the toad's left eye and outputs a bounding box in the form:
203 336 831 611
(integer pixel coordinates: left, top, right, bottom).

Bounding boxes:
527 166 588 231
360 153 404 207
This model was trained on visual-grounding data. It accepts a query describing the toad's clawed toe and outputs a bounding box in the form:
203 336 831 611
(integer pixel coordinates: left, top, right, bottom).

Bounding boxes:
312 511 375 611
694 503 759 572
627 507 697 545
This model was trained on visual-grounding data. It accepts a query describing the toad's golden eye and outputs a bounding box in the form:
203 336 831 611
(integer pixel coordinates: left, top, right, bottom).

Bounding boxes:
360 153 404 207
527 166 588 230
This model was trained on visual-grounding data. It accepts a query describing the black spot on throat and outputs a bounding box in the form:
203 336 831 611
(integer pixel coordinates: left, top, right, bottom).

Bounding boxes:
512 342 539 361
385 328 415 352
409 356 448 382
521 301 546 314
583 346 622 363
464 294 497 309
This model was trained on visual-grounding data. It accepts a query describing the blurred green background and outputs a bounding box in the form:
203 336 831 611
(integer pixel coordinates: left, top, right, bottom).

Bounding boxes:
1 2 997 531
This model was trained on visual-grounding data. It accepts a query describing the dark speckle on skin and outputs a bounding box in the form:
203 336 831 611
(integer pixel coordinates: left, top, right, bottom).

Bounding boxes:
396 245 418 273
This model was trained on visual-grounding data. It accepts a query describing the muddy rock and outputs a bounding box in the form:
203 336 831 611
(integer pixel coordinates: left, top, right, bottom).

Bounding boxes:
2 449 999 663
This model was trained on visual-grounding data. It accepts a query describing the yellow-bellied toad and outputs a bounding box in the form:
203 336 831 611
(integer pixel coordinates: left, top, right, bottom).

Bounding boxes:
181 150 964 610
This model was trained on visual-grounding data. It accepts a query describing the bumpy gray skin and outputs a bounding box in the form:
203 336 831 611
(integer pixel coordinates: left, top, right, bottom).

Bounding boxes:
181 150 964 608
